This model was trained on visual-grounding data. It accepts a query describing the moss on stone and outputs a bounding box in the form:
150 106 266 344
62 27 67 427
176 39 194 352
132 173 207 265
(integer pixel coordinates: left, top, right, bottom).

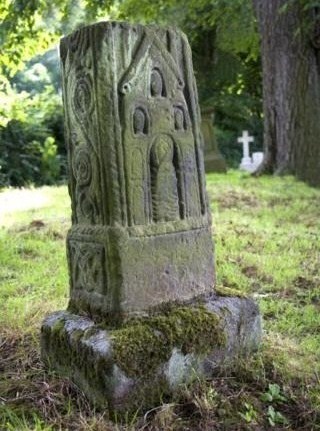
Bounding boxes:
51 318 66 334
215 286 247 298
110 305 225 378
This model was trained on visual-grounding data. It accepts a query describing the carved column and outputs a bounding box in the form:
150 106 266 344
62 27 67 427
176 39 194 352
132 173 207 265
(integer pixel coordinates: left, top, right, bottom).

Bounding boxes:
60 22 215 321
41 23 261 413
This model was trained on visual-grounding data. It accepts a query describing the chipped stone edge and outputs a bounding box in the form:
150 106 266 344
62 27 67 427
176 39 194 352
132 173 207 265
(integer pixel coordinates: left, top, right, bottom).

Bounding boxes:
41 295 262 412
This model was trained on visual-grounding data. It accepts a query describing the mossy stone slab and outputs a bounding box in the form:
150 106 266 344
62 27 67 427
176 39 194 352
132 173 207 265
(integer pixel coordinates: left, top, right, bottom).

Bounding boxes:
41 295 261 413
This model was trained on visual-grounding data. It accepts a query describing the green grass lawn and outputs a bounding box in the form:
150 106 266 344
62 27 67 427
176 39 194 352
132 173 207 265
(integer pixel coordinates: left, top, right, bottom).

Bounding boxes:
0 171 319 430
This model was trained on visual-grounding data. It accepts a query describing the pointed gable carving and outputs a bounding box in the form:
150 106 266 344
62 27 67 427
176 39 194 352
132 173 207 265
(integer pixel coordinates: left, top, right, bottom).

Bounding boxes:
119 29 184 94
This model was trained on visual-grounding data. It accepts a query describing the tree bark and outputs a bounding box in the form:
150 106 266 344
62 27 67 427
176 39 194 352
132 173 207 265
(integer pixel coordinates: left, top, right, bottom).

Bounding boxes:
253 0 320 186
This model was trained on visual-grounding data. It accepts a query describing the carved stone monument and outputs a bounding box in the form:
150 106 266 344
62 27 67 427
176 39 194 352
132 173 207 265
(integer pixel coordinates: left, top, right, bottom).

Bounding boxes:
41 22 261 414
201 107 227 173
60 22 214 319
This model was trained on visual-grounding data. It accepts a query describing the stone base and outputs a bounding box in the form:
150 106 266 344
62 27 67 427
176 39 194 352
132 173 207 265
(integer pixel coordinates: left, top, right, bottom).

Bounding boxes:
41 293 261 414
204 153 227 173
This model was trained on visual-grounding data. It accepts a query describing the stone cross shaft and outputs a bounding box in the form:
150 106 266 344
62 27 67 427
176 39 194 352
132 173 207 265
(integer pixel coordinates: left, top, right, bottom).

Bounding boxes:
59 22 214 321
41 23 262 413
238 130 254 159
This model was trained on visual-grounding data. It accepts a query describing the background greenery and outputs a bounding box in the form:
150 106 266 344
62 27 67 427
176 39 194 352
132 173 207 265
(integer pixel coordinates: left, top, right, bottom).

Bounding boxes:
0 0 264 187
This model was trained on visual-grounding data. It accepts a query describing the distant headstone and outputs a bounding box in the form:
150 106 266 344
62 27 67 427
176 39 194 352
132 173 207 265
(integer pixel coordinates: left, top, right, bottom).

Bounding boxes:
252 151 264 170
41 22 261 414
238 130 263 172
201 107 226 173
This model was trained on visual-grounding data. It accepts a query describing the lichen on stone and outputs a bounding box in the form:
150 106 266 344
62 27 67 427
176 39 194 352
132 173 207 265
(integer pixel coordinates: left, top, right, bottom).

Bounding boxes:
215 286 247 298
110 305 225 378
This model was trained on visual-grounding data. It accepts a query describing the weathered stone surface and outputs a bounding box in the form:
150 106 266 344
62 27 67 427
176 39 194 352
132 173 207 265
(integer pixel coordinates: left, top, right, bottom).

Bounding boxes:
41 294 261 413
60 21 214 320
201 107 227 173
41 22 262 414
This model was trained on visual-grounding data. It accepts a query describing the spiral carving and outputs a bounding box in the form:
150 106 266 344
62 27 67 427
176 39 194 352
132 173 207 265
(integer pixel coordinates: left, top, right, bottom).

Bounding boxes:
72 74 93 120
73 146 92 186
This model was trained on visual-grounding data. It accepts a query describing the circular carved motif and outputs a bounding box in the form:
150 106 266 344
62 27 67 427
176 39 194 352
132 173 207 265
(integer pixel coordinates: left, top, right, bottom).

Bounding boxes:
79 191 96 222
72 74 93 119
73 146 92 186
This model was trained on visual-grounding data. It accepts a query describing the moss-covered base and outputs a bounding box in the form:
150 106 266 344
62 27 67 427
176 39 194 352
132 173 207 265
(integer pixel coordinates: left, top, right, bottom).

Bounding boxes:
41 295 261 414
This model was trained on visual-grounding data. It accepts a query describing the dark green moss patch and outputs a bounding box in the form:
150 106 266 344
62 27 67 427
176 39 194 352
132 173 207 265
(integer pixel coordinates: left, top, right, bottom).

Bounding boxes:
51 318 66 334
110 306 225 378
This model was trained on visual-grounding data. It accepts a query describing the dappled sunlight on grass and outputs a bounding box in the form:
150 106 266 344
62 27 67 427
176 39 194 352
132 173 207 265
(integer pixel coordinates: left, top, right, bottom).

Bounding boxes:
207 170 320 363
0 185 70 333
0 185 70 228
0 171 319 430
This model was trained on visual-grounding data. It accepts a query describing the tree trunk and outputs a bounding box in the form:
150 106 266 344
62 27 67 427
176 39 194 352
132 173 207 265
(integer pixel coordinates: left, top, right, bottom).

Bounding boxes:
253 0 320 186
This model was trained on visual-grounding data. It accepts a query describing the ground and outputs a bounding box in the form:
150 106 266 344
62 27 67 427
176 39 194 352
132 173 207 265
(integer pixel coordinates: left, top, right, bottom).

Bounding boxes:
0 171 319 430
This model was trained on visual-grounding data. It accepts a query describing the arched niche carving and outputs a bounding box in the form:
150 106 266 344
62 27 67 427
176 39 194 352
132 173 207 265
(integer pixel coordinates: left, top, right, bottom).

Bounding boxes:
150 135 183 222
150 68 166 97
133 107 149 135
174 106 187 131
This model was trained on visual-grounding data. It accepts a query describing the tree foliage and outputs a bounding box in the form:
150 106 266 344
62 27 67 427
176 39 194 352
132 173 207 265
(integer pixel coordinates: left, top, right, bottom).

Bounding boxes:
0 67 64 187
0 0 264 185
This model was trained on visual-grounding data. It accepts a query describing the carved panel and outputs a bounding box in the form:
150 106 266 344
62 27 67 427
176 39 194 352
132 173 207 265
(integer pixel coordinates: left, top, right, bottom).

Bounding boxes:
150 135 180 222
76 190 98 223
71 73 94 123
130 148 148 225
73 146 92 186
71 144 99 224
69 241 106 294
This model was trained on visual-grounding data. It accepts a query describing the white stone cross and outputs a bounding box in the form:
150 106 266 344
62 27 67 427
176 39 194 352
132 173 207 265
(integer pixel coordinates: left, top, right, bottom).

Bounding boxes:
238 130 254 160
237 130 261 172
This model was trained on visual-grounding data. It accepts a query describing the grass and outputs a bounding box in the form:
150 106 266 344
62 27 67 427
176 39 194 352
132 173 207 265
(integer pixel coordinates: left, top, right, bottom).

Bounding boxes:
0 171 319 430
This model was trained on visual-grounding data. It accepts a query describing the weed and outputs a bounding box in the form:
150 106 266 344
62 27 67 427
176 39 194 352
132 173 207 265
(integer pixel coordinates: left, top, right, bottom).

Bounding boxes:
239 402 258 423
266 405 288 427
261 383 287 403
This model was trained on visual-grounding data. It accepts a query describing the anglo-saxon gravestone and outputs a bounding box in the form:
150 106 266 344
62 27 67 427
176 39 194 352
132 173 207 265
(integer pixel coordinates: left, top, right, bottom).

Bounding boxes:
41 22 261 413
61 22 214 318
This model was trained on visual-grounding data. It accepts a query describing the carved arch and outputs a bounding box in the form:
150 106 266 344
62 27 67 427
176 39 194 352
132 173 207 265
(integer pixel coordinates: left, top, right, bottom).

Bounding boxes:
173 105 187 131
150 67 166 97
149 135 184 222
133 106 149 135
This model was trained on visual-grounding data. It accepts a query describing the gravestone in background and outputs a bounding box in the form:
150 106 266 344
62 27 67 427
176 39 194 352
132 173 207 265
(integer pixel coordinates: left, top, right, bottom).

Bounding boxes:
41 22 261 414
201 107 227 173
238 130 264 173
